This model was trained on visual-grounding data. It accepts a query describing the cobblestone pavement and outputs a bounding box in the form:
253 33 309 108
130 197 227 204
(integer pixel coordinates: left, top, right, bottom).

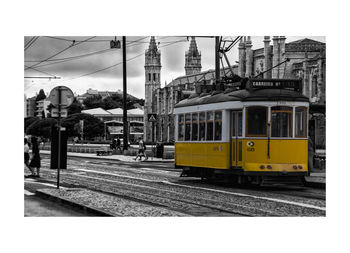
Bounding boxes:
25 156 326 217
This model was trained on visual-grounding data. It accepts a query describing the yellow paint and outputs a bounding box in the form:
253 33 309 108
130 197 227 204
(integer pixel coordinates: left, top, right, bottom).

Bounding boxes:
175 142 230 169
175 139 308 173
241 139 308 172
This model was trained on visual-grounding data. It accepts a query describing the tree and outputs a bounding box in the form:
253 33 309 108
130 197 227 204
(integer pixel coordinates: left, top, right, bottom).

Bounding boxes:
61 113 104 139
26 118 57 139
67 98 83 115
35 89 46 101
24 117 39 132
102 96 119 110
83 95 103 109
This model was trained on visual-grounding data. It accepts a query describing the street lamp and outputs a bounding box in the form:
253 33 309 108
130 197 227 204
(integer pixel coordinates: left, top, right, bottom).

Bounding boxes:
110 36 128 150
110 37 121 49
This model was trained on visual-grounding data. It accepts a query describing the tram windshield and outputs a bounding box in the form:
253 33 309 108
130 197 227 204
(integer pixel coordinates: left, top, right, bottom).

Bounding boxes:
246 107 267 137
271 106 292 137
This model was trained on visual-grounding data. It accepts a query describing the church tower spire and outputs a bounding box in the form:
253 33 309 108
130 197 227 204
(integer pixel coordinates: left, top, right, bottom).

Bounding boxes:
144 36 161 142
185 36 202 75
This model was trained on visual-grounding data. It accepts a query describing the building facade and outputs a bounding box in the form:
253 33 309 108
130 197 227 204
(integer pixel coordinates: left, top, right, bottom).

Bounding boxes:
26 96 36 117
145 36 326 148
144 36 162 142
82 107 144 143
36 98 51 118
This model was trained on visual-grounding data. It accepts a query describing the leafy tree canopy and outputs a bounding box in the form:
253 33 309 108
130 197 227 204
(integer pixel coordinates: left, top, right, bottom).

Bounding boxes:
61 113 104 138
24 117 40 132
83 95 103 110
83 93 144 110
26 118 57 139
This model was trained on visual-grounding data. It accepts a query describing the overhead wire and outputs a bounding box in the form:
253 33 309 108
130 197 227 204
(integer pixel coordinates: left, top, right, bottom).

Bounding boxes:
39 38 187 85
24 36 39 51
25 36 96 70
24 36 150 68
25 65 57 77
24 37 186 91
24 37 36 48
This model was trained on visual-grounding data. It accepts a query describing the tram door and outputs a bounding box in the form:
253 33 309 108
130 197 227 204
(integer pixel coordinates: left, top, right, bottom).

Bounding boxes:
231 111 243 168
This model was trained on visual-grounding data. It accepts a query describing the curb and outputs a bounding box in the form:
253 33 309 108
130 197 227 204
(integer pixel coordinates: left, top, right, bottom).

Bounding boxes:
35 189 115 217
304 180 326 189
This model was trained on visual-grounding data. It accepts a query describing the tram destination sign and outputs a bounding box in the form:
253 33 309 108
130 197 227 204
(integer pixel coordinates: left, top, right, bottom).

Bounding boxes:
249 79 302 91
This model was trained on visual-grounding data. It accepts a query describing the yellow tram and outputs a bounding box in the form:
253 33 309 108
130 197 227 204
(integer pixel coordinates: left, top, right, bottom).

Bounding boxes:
174 79 309 185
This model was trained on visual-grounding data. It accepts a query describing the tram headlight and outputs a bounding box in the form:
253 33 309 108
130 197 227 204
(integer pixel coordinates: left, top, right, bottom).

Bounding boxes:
267 165 272 169
293 165 298 170
260 165 265 170
298 165 303 170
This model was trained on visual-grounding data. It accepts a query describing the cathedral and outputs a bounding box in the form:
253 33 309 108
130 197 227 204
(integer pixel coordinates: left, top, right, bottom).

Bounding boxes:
144 36 325 149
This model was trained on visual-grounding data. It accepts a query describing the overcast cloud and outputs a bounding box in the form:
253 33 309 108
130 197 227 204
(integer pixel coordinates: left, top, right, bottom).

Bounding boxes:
24 36 325 99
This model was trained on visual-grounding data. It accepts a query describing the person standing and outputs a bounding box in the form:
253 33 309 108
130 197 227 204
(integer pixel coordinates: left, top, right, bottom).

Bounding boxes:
29 136 41 178
24 138 35 177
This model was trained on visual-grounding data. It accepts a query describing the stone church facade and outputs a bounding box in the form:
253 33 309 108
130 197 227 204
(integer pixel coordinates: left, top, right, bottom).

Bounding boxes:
144 36 325 148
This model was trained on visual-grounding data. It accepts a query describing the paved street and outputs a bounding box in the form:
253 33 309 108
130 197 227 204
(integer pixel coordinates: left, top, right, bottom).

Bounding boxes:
24 154 325 217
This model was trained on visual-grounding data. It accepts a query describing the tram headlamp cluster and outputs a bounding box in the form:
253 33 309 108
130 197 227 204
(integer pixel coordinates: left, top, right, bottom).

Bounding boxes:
260 165 265 169
267 165 272 169
293 165 303 170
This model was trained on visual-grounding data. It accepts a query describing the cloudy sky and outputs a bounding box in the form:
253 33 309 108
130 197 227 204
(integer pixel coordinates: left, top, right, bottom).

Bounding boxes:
24 36 325 99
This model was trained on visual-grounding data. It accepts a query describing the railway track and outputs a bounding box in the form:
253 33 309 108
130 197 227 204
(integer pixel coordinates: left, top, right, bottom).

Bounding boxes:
39 162 325 216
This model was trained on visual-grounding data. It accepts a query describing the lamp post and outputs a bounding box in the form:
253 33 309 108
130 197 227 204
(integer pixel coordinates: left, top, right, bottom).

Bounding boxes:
110 36 128 150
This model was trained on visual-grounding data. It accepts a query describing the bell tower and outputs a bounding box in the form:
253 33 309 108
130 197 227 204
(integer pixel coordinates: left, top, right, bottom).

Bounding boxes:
185 36 202 75
144 36 161 142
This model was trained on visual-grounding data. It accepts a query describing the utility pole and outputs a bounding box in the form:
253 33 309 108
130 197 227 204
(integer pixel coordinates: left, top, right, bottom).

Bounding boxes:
122 36 128 150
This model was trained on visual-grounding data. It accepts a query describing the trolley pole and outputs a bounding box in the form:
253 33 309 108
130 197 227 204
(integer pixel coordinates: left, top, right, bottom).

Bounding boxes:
57 87 62 189
215 36 221 89
122 36 128 150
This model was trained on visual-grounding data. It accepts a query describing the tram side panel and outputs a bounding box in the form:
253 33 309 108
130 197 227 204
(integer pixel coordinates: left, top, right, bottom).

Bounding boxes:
175 142 230 169
242 139 308 173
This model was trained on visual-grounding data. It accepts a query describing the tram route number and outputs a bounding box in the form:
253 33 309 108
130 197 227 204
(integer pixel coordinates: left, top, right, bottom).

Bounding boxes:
213 145 223 151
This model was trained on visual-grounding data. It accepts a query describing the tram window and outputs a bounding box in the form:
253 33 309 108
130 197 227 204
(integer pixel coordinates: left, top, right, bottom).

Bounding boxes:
199 112 206 141
246 107 267 137
178 114 184 141
206 111 214 140
232 112 243 136
185 114 191 141
271 106 292 137
238 112 242 136
214 111 222 140
192 113 198 141
295 107 307 137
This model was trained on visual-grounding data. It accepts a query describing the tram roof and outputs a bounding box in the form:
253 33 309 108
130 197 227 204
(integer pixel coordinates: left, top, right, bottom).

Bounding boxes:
175 83 309 108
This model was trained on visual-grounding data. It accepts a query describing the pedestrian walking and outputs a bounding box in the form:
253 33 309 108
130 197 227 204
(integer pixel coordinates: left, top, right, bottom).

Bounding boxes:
116 137 122 152
24 138 35 177
29 136 41 178
134 137 148 161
